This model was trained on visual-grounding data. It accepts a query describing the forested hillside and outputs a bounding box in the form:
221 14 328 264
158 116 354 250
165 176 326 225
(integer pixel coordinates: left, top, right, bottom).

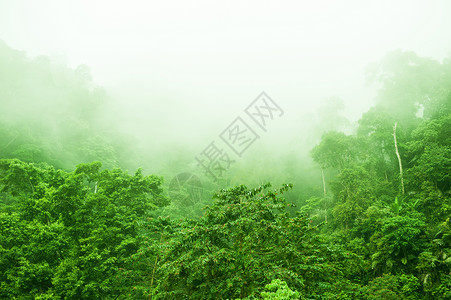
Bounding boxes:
1 41 450 299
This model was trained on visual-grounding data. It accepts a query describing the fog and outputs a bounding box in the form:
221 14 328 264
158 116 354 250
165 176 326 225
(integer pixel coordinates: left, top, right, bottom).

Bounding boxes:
1 0 450 190
3 2 451 296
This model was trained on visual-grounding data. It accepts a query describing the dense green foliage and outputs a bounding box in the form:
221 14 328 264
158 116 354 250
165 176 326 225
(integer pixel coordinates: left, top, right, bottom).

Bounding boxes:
1 42 450 299
0 40 135 170
0 159 168 299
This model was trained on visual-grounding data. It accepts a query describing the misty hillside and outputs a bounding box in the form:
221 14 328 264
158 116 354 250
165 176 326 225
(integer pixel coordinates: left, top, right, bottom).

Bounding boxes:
1 1 451 299
1 37 450 299
0 40 128 170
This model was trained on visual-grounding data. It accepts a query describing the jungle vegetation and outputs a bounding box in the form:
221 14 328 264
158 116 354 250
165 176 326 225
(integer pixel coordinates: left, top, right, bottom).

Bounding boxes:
1 41 450 299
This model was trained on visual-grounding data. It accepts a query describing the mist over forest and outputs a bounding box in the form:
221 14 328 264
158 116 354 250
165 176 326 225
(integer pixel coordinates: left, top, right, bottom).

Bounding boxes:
1 1 451 299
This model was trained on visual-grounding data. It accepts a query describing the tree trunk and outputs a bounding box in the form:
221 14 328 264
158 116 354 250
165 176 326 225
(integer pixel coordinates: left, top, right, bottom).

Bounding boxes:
149 255 158 300
149 234 164 300
393 122 405 195
321 168 326 196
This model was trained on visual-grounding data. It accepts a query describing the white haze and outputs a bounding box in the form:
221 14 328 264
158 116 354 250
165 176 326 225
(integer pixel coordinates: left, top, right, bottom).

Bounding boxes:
1 0 450 174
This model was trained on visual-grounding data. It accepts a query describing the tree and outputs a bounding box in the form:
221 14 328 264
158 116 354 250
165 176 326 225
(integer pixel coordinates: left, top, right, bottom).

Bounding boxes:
149 183 349 299
311 131 358 171
393 122 405 195
0 159 168 299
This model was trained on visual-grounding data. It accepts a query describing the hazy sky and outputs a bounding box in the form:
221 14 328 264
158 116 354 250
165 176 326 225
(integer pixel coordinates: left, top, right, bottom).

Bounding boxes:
1 0 450 150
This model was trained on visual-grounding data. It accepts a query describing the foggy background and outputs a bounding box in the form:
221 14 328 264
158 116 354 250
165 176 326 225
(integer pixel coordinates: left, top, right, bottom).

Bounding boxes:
1 0 450 185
